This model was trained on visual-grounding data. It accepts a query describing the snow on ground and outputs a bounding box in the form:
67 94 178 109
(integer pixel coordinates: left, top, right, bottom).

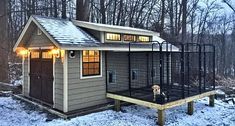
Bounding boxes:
0 96 234 126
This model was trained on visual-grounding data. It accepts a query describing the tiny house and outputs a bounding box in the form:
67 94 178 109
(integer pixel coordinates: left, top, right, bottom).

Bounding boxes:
14 15 166 112
14 15 215 125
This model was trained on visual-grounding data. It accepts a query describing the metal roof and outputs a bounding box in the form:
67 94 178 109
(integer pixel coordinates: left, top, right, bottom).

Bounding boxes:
14 15 178 51
34 16 99 46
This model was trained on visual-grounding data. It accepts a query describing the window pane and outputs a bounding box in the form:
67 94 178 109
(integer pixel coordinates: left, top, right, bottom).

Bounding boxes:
83 50 89 56
138 36 150 42
83 57 89 62
31 51 40 59
83 63 89 68
83 68 89 75
94 69 100 74
42 52 52 59
124 35 136 41
82 50 100 76
106 33 121 41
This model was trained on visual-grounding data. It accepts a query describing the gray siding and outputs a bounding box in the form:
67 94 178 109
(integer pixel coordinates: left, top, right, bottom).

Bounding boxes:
107 52 129 92
54 58 64 111
28 28 54 47
67 51 107 111
106 52 171 93
23 57 29 96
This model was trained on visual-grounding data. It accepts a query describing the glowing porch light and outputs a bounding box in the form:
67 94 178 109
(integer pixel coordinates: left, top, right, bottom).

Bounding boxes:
16 48 29 57
50 49 60 58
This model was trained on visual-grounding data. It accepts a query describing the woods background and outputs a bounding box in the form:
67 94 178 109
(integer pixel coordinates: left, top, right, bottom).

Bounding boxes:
0 0 234 83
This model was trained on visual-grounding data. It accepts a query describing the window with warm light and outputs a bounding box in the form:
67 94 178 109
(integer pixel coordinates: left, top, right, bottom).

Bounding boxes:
138 36 150 42
31 51 40 59
124 34 136 41
82 50 100 76
106 33 121 41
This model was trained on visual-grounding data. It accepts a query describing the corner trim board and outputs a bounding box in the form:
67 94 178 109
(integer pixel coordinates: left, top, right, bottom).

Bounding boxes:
63 51 68 112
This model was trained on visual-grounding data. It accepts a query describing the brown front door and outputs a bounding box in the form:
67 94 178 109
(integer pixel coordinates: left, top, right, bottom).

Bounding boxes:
29 50 53 105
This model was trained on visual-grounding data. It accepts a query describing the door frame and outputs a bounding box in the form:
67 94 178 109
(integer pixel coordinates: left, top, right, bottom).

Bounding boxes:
27 48 56 107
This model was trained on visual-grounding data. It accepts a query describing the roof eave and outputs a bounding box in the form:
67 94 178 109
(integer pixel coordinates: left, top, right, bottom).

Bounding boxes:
13 16 61 52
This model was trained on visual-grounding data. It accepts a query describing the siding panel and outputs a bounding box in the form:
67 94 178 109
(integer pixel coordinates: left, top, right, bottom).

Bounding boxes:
54 58 64 111
67 51 107 112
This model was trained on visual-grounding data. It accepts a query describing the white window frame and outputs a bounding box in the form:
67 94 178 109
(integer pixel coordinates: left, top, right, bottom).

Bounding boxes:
80 51 102 79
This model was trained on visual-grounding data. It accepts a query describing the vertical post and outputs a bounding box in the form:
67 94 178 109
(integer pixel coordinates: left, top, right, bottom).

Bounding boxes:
199 45 202 93
114 100 121 112
128 43 131 96
166 43 170 101
213 46 215 90
152 43 154 86
203 45 206 91
147 53 149 86
160 44 163 95
209 95 215 107
181 44 185 99
158 109 165 126
186 44 190 97
187 101 194 115
105 51 108 93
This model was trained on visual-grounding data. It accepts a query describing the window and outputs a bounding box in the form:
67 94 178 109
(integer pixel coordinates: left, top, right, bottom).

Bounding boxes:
106 33 121 41
42 52 52 59
131 69 138 80
82 50 100 77
124 34 136 41
31 51 40 59
138 36 150 42
108 71 116 84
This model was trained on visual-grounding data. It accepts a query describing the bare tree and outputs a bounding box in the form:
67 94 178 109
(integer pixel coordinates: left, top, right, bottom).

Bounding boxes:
76 0 90 21
0 0 9 82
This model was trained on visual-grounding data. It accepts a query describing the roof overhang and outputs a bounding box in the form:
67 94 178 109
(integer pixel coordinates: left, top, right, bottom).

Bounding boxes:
13 16 60 52
72 20 160 37
60 43 179 52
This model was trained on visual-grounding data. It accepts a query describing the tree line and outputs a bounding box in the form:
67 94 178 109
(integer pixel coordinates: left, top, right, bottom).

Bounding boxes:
0 0 234 82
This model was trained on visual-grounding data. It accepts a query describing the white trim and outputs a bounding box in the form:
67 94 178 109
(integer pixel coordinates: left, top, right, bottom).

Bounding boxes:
13 17 34 52
72 20 159 36
28 46 55 50
63 51 68 112
60 46 180 52
80 51 103 79
13 16 60 52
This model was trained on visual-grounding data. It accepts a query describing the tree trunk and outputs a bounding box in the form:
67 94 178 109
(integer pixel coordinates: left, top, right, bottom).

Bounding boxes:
62 0 67 19
54 0 58 17
160 0 165 37
76 0 90 21
0 0 9 83
100 0 106 24
182 0 187 43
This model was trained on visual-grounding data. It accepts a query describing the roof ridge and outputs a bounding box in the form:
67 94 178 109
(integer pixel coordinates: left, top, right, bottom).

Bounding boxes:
32 15 70 21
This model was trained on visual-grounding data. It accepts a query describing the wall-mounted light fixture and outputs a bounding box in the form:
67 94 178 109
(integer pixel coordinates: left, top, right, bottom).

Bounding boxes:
16 47 29 58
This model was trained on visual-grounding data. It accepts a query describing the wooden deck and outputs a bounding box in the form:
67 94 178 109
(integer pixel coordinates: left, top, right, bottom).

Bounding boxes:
107 90 216 126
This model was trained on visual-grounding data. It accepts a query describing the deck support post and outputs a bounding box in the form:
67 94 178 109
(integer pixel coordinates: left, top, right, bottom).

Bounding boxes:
158 109 165 126
187 101 194 115
114 100 121 112
209 95 215 107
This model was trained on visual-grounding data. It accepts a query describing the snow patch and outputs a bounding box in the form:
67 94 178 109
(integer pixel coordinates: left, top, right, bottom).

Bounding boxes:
0 96 235 126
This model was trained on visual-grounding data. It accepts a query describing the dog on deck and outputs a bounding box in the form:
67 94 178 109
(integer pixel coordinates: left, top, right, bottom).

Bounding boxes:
152 85 160 102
